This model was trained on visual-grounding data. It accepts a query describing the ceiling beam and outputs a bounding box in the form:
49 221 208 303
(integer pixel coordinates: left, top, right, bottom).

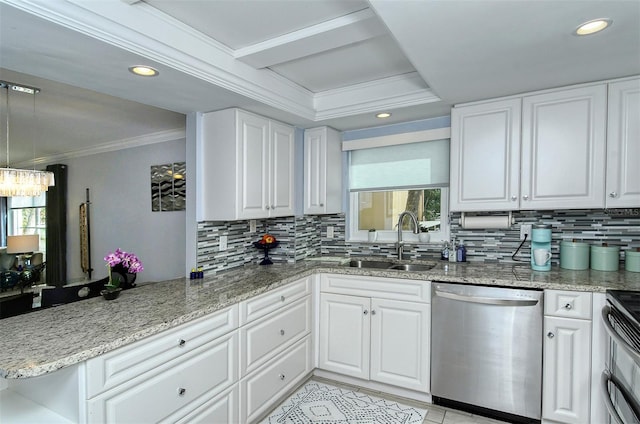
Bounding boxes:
234 8 387 69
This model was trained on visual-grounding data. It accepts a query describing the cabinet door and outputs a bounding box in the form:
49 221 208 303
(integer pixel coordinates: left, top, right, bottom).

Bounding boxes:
370 298 430 393
304 127 327 214
542 316 592 424
606 78 640 208
521 85 607 209
318 293 370 380
450 98 521 211
237 111 270 219
269 121 295 217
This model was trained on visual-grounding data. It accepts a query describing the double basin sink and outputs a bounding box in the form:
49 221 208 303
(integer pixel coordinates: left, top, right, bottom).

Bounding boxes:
349 260 436 272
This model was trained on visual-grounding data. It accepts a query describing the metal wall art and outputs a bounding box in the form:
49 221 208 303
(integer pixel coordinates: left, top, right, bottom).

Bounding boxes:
151 162 186 212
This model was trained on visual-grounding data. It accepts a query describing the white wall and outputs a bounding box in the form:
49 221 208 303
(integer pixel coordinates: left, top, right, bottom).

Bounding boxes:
60 139 186 283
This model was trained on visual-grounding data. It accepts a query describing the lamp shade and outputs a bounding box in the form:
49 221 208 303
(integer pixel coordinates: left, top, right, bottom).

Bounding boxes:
7 234 39 254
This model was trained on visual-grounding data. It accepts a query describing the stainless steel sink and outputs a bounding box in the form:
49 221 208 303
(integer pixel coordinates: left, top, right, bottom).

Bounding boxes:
349 260 394 269
387 263 435 272
349 260 435 272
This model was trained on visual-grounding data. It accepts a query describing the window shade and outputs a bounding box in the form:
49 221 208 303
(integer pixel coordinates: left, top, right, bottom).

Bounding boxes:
349 139 450 191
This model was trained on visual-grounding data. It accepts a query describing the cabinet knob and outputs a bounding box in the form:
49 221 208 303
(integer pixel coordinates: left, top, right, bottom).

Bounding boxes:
279 374 285 380
280 329 285 336
564 303 572 310
271 205 275 209
319 203 324 207
280 295 285 302
547 332 555 339
266 205 270 210
511 195 517 201
178 387 186 396
178 339 186 347
363 310 368 315
522 195 529 200
609 192 618 198
371 310 376 315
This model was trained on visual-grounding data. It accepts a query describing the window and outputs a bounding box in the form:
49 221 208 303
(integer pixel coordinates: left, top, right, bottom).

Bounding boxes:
8 193 46 255
346 134 450 243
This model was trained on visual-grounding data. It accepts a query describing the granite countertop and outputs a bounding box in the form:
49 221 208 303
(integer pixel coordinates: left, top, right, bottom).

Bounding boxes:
2 258 639 379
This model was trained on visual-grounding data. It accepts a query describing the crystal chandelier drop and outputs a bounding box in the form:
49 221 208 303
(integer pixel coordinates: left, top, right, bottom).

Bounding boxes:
0 80 55 197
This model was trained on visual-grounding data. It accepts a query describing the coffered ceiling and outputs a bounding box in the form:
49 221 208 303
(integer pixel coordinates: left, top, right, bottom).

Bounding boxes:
0 0 638 165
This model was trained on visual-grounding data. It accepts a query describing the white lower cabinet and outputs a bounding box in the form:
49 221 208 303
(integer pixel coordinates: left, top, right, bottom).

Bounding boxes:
542 290 593 424
318 275 430 393
87 331 239 423
240 336 312 423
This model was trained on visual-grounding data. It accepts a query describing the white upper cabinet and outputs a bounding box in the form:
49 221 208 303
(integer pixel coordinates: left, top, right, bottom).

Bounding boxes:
304 126 343 214
450 83 608 211
450 98 521 211
606 78 640 208
197 108 294 221
521 85 607 210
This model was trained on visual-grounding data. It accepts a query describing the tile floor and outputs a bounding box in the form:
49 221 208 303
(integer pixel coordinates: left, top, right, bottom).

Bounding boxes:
265 376 508 424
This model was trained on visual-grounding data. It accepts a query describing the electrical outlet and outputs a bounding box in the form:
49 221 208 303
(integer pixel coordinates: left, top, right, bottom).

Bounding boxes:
219 235 228 251
520 224 532 240
249 220 256 233
326 226 334 239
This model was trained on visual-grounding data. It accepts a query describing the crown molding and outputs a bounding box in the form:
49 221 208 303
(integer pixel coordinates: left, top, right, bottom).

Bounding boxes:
314 73 442 119
4 0 443 124
17 128 186 167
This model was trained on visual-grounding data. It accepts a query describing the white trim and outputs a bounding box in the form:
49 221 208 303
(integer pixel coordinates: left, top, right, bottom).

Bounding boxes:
342 127 451 151
17 128 186 167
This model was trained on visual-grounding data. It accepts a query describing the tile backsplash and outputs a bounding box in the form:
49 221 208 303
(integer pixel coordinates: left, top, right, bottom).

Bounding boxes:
197 209 640 273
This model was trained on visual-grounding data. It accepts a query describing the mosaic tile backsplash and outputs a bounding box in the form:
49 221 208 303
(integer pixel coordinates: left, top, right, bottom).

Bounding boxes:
197 209 640 274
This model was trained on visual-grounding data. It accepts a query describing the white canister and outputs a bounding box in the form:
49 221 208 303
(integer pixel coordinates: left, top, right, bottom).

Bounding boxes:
367 230 377 243
626 250 640 273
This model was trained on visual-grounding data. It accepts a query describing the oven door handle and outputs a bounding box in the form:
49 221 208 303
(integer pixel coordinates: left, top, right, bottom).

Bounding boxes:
601 370 640 424
602 305 640 363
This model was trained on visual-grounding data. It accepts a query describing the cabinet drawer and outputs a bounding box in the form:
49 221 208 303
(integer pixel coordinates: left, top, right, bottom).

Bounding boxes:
320 274 430 303
544 290 592 319
169 385 239 424
239 276 311 325
240 336 312 424
86 305 238 398
241 296 311 376
87 331 238 423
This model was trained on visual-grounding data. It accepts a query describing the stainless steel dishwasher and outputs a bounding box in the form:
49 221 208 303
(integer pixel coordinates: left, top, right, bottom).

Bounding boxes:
431 282 543 423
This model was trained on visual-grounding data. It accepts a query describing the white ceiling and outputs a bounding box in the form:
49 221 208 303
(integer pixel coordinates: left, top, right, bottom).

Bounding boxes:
0 0 638 166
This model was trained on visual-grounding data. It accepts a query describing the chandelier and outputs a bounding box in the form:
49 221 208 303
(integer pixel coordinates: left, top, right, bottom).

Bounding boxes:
0 80 55 197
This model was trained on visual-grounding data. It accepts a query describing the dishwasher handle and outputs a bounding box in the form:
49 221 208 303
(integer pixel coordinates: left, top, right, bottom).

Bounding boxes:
434 290 539 307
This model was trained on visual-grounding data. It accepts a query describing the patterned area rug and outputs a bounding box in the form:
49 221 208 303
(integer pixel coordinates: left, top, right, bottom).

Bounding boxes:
260 381 428 424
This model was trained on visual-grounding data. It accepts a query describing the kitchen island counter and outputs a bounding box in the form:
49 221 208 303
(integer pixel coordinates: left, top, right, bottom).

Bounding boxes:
1 258 639 379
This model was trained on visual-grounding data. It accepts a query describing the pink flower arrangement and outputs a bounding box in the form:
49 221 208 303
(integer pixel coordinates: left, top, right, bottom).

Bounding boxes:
104 248 144 274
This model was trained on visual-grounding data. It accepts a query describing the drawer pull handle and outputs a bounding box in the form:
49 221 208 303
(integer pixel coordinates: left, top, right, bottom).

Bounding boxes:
547 332 555 339
280 295 285 302
178 388 186 396
363 310 368 315
564 303 572 310
279 374 285 380
178 339 186 347
280 329 285 336
609 192 618 198
371 310 376 315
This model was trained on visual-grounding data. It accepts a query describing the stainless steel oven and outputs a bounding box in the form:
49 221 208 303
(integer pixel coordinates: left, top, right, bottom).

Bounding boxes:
602 290 640 424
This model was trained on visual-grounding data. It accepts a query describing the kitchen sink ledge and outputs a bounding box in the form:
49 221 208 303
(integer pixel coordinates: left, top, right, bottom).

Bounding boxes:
1 258 639 379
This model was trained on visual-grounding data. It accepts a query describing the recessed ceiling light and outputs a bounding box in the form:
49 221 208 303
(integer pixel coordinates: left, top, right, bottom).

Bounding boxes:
574 18 612 36
376 112 392 119
128 65 159 77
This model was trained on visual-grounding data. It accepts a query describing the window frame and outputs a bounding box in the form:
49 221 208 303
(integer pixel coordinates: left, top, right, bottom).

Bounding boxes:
348 187 450 244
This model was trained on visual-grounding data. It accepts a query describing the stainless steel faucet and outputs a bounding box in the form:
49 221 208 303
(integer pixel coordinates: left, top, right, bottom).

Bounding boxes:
397 211 419 260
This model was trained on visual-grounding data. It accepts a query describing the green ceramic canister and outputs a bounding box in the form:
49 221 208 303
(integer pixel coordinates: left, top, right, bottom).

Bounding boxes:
626 249 640 273
560 241 589 270
590 244 620 271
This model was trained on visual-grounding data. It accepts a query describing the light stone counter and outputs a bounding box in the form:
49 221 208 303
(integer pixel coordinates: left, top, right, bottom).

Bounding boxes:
2 258 639 379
